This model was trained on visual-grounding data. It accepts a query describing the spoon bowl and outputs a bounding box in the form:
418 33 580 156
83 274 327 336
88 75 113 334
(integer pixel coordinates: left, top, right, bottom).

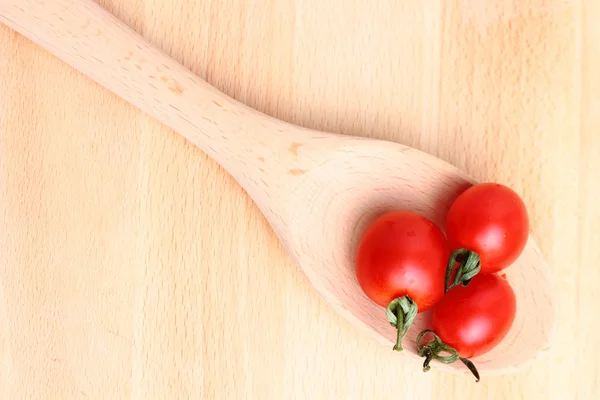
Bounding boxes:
0 0 555 377
272 138 553 376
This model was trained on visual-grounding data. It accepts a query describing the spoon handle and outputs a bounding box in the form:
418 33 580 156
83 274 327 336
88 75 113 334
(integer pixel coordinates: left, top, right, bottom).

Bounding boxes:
0 0 310 184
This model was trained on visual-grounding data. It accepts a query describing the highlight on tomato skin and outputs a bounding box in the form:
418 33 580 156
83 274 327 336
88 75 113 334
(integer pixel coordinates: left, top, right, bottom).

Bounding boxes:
354 210 449 351
445 182 529 274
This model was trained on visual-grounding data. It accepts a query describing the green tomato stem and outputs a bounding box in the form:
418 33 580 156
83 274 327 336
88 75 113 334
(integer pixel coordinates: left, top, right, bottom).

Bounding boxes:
385 296 418 352
416 329 480 382
393 304 405 351
444 249 482 293
459 358 481 382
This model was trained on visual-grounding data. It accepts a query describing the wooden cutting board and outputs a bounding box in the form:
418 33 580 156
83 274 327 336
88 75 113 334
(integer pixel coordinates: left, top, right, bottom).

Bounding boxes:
1 0 598 398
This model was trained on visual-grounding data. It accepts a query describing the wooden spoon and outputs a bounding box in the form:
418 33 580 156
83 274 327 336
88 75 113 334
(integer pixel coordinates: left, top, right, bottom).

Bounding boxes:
0 0 554 377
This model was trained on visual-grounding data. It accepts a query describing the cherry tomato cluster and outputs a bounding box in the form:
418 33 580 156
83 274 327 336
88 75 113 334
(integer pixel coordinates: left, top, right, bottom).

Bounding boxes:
355 183 529 381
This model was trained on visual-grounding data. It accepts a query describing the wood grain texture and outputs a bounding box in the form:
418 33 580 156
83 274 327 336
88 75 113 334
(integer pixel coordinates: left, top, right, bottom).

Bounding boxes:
0 0 555 375
1 0 598 398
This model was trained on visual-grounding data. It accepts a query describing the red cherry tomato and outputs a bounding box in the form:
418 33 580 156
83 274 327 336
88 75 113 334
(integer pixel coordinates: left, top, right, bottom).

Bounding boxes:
446 183 529 274
355 211 449 350
356 211 449 309
431 273 516 358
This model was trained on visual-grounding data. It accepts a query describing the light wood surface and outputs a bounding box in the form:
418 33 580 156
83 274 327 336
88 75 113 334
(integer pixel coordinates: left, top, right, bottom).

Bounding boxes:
0 0 554 377
0 0 598 398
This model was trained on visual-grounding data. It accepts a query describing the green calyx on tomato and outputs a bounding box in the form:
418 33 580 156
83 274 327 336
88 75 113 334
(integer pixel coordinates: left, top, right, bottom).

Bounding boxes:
416 330 480 382
444 249 481 293
385 296 418 351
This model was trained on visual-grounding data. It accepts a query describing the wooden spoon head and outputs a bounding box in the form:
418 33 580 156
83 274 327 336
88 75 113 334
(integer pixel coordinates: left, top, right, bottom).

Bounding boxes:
275 139 554 377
